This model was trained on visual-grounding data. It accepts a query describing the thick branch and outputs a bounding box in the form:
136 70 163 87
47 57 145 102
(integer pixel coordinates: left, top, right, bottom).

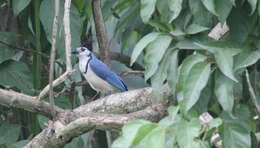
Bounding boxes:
92 0 111 65
0 89 64 118
74 85 171 116
25 105 166 148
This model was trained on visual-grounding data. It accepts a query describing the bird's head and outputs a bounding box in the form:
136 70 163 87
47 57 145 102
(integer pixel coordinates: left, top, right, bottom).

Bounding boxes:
72 47 91 57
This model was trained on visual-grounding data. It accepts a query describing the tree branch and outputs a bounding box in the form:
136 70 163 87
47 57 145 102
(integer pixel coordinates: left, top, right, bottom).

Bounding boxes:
24 105 166 148
38 0 74 100
0 40 49 58
92 0 111 65
49 0 60 117
0 89 64 118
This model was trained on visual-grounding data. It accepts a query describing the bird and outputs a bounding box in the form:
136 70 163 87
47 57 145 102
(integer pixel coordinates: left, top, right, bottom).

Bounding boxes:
72 47 128 99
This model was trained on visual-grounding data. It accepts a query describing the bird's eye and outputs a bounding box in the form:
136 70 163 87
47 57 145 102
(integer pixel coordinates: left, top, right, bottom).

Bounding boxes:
81 48 85 51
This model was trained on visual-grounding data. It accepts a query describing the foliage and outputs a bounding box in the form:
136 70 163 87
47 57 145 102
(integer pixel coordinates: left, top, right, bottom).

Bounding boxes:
0 0 260 147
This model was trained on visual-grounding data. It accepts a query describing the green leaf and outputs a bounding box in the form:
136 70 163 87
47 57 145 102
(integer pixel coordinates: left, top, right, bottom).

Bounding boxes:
136 127 166 148
215 0 233 23
112 120 157 148
140 0 157 23
258 0 260 16
168 106 180 119
207 118 223 130
195 41 241 82
175 39 201 50
37 115 49 129
7 140 29 148
144 35 172 81
221 112 251 148
65 137 84 148
0 32 17 63
194 40 242 55
174 118 201 148
151 49 176 93
40 0 81 61
0 123 21 145
201 0 217 16
234 50 260 71
167 50 179 93
177 54 207 101
0 60 33 93
131 32 161 66
185 24 209 34
182 62 211 112
248 0 257 14
168 0 183 22
227 6 251 43
214 49 237 82
12 0 31 16
215 70 234 113
189 0 213 27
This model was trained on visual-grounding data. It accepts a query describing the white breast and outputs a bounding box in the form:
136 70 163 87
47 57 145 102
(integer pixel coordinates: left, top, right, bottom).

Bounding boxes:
79 58 116 93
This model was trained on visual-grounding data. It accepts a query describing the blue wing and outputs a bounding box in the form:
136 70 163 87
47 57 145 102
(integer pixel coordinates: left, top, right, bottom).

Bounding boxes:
89 54 128 91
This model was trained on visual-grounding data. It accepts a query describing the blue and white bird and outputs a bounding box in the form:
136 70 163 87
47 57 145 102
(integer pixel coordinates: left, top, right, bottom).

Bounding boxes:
72 47 128 98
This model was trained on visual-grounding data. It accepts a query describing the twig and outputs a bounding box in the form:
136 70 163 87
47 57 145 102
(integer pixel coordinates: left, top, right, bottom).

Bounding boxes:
119 70 144 77
38 70 75 99
0 40 49 58
245 69 260 114
38 0 74 100
48 0 60 117
92 0 111 65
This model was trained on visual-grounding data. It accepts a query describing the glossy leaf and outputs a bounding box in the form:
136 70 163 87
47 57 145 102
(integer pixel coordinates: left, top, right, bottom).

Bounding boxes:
167 50 179 93
177 54 207 101
0 32 16 63
221 112 251 148
0 60 33 93
139 127 166 148
248 0 257 14
168 0 183 22
144 35 172 81
140 0 157 23
0 123 21 145
175 118 201 148
151 49 176 93
131 32 161 66
194 40 242 55
195 41 241 82
182 62 211 112
234 50 260 71
12 0 31 16
215 71 234 113
112 120 156 148
201 0 217 16
215 0 233 23
185 24 209 34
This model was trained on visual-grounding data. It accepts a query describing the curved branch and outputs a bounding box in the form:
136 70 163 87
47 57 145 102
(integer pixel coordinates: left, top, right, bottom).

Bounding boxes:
25 105 166 148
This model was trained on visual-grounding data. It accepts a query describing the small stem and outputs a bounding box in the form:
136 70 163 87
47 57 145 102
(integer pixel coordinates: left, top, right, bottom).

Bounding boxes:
245 69 260 114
